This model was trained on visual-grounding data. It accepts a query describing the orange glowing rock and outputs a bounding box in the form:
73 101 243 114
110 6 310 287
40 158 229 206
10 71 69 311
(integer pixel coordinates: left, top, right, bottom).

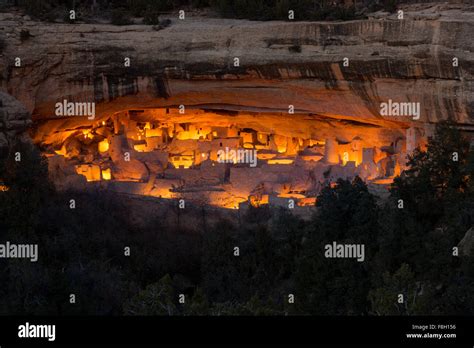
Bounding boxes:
145 128 163 138
278 193 306 199
273 134 288 153
170 152 194 169
133 142 148 152
257 150 278 160
243 142 254 149
82 130 93 139
98 139 109 153
267 158 294 165
102 168 112 180
54 145 67 156
298 197 316 206
371 178 394 185
249 194 269 207
75 164 101 182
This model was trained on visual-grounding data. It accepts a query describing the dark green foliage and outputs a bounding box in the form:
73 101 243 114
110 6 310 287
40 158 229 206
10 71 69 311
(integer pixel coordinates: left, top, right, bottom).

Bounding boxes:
185 287 209 315
327 5 357 21
0 38 6 52
191 0 210 8
20 29 31 41
209 0 360 21
373 122 474 315
0 140 52 238
10 0 397 22
142 9 172 30
127 0 174 17
392 122 469 208
382 0 398 13
1 125 474 315
315 176 379 245
369 263 431 315
142 7 160 25
365 0 397 13
110 8 132 25
288 45 301 53
124 274 177 315
295 177 379 315
17 0 47 16
0 141 199 315
153 18 172 31
243 204 272 224
200 220 248 302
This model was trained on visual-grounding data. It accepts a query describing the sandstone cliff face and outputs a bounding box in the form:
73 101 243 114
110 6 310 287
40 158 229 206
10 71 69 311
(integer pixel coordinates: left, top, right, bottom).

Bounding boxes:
0 2 473 135
0 91 30 148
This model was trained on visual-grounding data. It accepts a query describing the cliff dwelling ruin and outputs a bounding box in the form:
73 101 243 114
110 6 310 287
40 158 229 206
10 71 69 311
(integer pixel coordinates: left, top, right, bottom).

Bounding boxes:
31 106 428 210
1 2 472 213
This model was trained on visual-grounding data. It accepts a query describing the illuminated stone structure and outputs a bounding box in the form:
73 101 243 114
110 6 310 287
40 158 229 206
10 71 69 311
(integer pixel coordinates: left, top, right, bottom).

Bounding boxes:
32 108 417 209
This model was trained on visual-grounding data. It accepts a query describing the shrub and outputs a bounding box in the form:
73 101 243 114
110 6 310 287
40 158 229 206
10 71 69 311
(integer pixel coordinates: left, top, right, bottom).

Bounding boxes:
382 0 398 13
20 29 31 42
209 0 365 21
143 7 160 25
149 18 172 31
192 0 210 8
110 9 132 26
327 5 357 21
365 0 398 13
288 44 301 53
161 18 172 27
43 10 58 23
20 0 45 16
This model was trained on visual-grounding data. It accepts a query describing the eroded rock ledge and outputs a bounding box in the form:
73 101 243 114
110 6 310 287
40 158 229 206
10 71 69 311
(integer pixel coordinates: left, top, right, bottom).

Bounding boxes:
0 3 473 209
0 2 472 126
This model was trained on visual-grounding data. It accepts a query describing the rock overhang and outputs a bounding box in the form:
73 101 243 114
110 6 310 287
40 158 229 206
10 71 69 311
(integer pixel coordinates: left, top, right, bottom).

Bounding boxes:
0 4 472 126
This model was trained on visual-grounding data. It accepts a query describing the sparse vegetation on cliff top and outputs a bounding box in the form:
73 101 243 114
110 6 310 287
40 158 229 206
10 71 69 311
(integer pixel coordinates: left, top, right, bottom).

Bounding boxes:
10 0 401 23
